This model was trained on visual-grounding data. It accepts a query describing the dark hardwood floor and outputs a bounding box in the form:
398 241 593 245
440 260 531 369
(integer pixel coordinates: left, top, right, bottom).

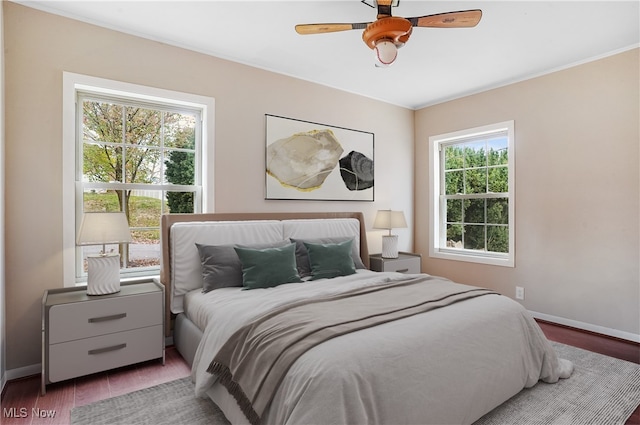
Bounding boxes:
1 347 190 425
2 321 639 425
536 320 639 364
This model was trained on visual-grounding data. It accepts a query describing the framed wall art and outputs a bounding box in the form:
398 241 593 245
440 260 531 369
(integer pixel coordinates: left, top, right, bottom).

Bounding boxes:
265 114 374 201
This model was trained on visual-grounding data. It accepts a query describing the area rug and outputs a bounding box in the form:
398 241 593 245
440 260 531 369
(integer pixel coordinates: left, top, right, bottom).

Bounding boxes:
71 342 640 425
474 342 640 425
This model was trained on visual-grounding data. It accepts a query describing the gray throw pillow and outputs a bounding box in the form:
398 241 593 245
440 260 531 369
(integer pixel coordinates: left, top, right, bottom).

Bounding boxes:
196 240 290 293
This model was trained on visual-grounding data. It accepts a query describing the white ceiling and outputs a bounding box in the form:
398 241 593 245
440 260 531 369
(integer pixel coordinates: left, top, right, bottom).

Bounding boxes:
16 0 640 110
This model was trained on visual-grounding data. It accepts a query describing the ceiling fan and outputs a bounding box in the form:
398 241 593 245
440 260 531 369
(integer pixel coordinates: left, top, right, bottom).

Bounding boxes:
295 0 482 67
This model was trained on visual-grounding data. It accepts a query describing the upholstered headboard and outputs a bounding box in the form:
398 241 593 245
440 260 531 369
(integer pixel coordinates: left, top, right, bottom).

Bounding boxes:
159 212 370 335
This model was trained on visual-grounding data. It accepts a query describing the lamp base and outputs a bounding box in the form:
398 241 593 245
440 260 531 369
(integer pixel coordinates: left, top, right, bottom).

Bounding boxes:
381 235 399 258
86 254 121 295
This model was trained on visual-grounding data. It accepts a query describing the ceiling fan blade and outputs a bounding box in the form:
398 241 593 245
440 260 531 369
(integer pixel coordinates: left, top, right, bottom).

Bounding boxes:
295 22 370 35
408 10 482 28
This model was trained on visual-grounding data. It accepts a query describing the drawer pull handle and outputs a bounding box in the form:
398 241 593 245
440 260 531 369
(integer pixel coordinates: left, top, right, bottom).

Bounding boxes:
396 268 409 273
88 313 127 323
88 343 127 355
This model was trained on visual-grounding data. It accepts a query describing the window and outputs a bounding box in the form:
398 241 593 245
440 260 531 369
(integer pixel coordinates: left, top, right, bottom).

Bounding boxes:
63 73 214 285
429 121 514 267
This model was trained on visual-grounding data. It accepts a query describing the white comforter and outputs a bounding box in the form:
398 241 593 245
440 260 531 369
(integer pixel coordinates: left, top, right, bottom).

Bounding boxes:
192 271 573 425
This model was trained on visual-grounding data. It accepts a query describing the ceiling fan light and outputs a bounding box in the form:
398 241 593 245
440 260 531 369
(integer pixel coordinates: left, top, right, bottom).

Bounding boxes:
374 39 397 67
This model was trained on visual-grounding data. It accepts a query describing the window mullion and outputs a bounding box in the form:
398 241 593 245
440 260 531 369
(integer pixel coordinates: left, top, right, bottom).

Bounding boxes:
484 198 488 252
83 182 198 192
439 145 447 249
447 193 506 200
160 112 165 186
121 106 127 189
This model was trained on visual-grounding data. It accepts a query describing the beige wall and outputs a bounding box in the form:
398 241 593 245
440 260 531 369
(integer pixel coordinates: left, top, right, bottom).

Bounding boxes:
3 3 414 370
415 49 640 338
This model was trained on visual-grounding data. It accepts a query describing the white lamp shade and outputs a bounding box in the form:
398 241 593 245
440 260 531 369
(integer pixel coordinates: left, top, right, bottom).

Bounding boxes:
77 212 132 246
78 212 130 296
373 210 407 230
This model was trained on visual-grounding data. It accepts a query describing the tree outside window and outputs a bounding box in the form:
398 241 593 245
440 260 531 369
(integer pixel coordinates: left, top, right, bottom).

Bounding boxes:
80 96 200 274
443 139 509 253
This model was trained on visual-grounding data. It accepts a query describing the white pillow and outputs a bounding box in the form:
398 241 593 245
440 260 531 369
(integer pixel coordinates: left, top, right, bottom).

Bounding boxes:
170 220 282 313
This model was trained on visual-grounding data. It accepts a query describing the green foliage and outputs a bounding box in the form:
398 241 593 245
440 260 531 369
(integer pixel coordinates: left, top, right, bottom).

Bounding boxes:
444 144 508 195
166 190 194 214
83 193 160 227
82 101 164 226
82 103 198 269
443 140 509 254
83 192 162 243
82 102 198 214
487 226 509 253
83 191 121 212
165 151 195 184
82 102 162 186
166 196 194 214
465 199 485 223
164 119 196 213
487 198 509 224
463 225 485 250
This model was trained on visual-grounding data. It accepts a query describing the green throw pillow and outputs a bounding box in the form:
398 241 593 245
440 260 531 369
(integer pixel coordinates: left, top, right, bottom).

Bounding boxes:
234 243 302 290
290 237 366 278
304 239 356 280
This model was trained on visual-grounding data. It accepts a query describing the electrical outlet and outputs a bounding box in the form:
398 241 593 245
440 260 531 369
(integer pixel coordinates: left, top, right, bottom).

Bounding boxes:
515 286 525 300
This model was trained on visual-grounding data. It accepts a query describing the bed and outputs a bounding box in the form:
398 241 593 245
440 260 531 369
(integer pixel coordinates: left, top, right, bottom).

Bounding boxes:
159 212 572 425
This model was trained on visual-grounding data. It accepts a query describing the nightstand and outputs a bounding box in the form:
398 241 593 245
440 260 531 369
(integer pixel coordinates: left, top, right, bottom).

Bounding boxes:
369 252 422 274
41 281 164 395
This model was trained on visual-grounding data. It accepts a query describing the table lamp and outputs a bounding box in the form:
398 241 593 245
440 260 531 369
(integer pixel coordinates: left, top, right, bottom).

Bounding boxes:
77 212 132 295
373 209 407 258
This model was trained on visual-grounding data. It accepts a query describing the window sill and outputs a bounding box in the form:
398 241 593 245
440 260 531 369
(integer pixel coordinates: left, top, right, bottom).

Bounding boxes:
72 274 160 287
430 249 514 267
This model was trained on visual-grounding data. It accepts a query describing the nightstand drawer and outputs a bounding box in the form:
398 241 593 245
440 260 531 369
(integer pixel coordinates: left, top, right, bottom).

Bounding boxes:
49 291 162 344
380 257 420 273
370 252 421 274
48 325 163 383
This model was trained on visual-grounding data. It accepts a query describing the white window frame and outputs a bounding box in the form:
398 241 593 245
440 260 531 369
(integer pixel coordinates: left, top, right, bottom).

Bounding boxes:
63 72 214 286
429 121 515 267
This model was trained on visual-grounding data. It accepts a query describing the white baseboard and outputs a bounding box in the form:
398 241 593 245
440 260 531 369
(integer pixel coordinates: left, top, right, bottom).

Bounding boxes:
530 310 640 343
5 363 41 382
